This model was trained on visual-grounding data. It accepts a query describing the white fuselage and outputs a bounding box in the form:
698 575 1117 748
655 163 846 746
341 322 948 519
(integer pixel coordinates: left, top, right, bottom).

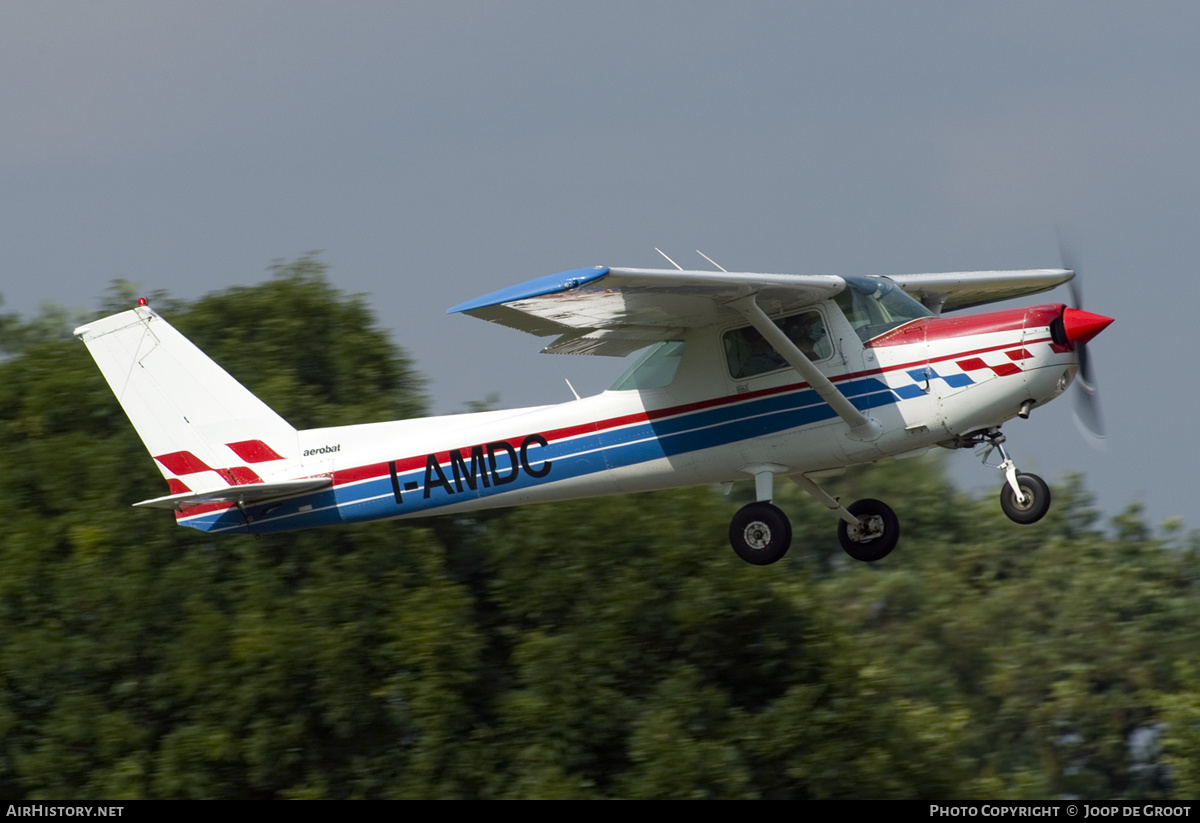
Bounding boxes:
176 300 1077 534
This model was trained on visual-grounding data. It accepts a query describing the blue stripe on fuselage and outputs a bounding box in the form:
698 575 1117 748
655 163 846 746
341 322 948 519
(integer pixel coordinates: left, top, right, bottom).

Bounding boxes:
179 376 902 534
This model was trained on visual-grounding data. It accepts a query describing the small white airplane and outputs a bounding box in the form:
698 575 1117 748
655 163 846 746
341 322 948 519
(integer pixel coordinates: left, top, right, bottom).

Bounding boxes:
75 260 1112 564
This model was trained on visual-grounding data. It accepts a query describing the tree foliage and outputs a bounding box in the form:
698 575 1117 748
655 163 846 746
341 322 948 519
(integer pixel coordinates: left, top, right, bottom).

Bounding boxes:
1 261 1197 798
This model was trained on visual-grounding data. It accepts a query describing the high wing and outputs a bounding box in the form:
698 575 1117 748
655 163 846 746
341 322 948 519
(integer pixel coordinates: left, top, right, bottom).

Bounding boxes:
448 266 844 356
886 269 1074 314
448 266 1075 355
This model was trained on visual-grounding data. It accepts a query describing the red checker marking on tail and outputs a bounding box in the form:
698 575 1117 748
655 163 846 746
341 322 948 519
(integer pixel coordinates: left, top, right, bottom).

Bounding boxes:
155 451 213 475
226 440 286 463
221 466 265 485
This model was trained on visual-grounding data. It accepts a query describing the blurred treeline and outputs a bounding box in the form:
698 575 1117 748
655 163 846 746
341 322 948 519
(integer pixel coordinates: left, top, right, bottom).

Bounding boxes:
1 258 1199 800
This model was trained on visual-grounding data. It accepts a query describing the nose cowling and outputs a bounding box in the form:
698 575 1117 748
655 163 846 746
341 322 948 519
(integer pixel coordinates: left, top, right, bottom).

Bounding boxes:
1060 307 1113 348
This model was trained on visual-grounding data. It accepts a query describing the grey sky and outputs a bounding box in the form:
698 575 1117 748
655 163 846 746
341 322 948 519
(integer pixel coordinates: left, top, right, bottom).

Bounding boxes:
2 2 1194 530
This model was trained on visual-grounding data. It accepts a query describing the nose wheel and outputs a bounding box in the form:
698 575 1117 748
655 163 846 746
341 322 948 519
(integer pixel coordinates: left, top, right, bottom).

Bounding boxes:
999 471 1051 524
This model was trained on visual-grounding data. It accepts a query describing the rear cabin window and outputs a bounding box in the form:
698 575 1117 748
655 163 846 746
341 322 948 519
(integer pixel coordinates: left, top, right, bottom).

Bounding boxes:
609 340 686 391
723 310 832 379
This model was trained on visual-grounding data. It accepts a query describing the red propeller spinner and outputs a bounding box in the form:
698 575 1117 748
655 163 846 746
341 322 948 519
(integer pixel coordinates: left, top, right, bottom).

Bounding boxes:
1060 307 1113 348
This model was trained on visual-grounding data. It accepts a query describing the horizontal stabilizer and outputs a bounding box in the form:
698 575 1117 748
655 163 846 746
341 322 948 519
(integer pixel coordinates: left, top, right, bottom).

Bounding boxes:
134 477 332 511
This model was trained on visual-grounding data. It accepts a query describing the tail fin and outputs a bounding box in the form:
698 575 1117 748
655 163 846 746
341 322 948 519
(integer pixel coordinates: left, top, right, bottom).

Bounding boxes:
74 305 300 499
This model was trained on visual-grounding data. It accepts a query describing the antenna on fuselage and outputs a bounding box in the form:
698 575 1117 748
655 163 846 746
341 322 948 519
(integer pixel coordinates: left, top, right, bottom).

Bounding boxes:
696 250 728 272
654 248 684 270
565 378 581 401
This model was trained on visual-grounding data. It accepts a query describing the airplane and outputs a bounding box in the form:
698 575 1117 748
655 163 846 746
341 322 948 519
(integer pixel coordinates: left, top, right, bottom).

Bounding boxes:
73 260 1113 565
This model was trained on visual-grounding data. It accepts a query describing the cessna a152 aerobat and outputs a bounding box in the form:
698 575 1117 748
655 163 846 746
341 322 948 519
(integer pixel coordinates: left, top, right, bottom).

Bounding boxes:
75 259 1112 564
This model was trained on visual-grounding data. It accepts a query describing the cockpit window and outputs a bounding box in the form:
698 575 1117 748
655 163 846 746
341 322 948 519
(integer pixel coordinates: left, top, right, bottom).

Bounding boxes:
835 275 932 342
609 340 686 391
723 310 832 379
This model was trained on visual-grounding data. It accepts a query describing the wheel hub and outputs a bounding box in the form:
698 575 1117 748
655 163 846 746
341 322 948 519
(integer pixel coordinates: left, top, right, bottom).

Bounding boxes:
1009 486 1035 511
742 521 772 550
846 515 882 543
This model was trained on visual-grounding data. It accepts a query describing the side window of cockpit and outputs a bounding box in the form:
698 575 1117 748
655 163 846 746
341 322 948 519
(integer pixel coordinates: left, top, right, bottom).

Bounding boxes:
835 276 933 342
724 310 831 379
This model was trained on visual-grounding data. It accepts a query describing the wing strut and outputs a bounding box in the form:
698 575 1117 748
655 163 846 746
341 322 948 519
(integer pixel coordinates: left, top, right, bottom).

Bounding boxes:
730 295 882 442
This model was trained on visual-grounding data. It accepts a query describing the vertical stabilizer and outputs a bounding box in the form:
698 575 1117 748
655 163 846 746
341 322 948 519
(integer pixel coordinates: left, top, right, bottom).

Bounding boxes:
74 306 299 494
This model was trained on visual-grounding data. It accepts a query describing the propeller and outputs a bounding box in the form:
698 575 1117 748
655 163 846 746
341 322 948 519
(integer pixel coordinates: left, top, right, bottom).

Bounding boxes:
1056 233 1113 448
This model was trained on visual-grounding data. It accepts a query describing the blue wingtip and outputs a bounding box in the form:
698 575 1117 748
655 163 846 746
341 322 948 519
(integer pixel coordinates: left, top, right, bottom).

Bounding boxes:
447 266 610 314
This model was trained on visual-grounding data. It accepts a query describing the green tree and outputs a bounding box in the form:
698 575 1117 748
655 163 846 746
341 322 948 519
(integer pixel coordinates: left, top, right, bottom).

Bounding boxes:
0 258 462 799
2 262 1198 799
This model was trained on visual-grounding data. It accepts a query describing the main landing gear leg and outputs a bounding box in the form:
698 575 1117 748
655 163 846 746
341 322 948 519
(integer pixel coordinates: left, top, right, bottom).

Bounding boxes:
790 474 899 563
728 467 902 565
976 429 1052 525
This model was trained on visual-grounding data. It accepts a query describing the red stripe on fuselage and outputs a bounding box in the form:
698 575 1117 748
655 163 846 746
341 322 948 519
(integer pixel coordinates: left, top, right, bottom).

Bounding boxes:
177 308 1064 524
321 332 1057 495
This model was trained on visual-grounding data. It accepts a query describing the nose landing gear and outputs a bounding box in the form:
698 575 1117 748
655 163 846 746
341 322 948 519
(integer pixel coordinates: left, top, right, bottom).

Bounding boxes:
973 428 1052 525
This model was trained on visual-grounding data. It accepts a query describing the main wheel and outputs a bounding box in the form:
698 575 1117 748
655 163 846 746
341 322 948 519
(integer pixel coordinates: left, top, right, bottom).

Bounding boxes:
999 472 1051 524
837 498 899 562
729 502 792 565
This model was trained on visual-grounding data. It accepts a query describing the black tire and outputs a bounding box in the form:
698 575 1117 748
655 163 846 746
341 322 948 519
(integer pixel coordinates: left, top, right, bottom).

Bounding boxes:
729 502 792 565
837 498 899 562
999 472 1051 524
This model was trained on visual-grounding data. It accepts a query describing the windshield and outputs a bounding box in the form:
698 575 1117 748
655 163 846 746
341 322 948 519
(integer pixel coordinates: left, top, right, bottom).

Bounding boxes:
609 340 686 391
834 276 932 342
